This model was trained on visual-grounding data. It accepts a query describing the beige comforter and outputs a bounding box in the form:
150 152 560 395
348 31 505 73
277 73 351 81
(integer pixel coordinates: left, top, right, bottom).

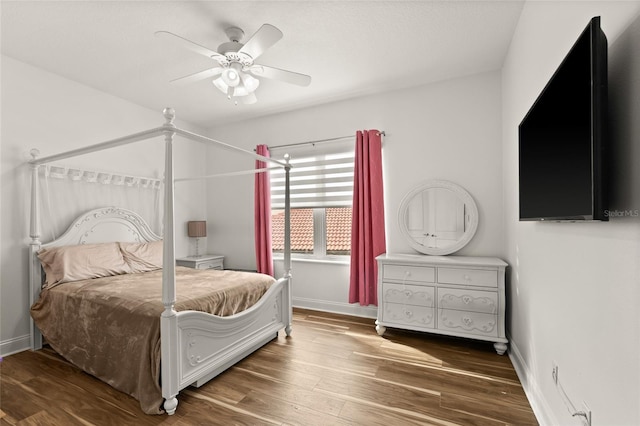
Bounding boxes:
30 266 275 414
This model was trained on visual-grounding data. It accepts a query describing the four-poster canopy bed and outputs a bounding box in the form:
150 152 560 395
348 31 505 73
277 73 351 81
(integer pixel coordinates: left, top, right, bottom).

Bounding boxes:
27 108 292 415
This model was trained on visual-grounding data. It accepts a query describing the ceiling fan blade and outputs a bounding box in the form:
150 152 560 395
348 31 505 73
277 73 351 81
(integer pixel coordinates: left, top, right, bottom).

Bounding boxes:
169 67 224 85
155 31 223 59
249 65 312 87
237 24 283 61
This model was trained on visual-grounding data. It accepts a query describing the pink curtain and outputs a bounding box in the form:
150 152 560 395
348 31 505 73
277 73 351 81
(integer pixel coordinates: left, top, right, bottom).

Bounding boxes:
255 144 274 276
349 130 386 306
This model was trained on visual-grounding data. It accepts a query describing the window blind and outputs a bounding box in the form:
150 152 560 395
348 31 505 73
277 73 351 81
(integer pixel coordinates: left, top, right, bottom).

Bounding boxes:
270 145 355 209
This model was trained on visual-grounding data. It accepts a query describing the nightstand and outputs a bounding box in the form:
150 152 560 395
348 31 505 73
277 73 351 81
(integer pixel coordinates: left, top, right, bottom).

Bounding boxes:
176 255 224 270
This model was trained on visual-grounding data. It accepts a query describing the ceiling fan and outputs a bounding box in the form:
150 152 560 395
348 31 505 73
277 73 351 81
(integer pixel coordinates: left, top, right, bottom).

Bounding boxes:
156 24 312 105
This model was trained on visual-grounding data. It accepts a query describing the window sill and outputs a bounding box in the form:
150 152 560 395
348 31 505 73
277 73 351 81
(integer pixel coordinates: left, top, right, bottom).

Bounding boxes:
272 255 350 266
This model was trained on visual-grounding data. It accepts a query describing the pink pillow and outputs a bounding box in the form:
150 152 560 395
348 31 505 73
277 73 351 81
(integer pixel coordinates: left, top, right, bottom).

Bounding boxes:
119 240 163 273
38 242 132 287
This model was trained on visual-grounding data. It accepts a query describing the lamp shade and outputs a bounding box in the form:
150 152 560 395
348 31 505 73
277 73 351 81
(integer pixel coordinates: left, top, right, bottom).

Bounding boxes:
187 221 207 238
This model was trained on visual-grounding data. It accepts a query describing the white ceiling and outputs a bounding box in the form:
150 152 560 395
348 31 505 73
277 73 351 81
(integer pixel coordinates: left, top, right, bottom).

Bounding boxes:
1 1 524 128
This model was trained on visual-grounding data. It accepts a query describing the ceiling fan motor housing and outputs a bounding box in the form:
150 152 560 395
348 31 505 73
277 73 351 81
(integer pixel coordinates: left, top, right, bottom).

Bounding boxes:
218 27 254 66
218 26 246 54
217 41 243 54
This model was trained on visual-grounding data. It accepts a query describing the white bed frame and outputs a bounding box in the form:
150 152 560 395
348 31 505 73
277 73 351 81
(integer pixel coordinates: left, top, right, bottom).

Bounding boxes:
27 108 292 415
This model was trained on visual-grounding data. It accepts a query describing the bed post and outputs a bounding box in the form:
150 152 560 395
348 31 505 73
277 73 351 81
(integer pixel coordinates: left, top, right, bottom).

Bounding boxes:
29 149 43 350
160 108 179 415
283 154 293 336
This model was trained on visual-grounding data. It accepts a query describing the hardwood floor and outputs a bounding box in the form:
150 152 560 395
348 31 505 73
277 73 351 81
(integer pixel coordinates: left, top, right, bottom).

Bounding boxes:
1 309 537 425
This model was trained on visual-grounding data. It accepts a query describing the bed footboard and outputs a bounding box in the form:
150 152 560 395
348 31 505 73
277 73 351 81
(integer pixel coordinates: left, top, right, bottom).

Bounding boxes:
162 276 291 413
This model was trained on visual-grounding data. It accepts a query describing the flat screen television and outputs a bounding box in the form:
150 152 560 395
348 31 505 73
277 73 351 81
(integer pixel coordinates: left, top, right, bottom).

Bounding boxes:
519 17 608 221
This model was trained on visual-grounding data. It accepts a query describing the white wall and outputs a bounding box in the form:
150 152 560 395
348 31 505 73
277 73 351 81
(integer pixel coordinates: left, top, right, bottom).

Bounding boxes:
502 3 640 425
207 70 503 317
0 56 208 355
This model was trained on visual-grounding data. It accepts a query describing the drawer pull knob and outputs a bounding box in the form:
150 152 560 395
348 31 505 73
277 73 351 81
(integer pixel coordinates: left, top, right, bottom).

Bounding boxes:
462 296 472 304
405 310 413 318
464 274 471 281
462 317 473 326
405 290 412 297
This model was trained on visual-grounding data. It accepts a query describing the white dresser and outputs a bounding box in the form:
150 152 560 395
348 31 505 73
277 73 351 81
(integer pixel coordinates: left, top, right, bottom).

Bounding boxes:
376 253 508 355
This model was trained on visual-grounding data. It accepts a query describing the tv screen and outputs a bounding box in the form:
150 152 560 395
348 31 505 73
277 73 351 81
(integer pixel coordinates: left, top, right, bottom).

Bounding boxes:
519 17 608 221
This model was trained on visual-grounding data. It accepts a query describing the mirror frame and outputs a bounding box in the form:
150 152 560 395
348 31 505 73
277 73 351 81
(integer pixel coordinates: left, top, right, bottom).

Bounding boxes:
398 180 479 256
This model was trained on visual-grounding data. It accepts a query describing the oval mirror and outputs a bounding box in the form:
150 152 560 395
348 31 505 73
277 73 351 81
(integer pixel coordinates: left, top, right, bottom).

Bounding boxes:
398 180 478 255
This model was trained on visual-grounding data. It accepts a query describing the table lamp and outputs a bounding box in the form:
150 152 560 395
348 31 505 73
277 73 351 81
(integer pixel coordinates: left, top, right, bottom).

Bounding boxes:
187 221 206 257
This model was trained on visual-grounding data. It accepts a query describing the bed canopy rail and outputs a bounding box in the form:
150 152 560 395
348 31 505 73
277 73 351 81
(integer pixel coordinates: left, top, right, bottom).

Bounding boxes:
28 112 282 168
28 108 292 415
174 166 281 182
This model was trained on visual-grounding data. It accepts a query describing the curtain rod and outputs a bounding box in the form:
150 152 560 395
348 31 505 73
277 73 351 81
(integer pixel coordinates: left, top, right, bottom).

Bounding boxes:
268 130 386 151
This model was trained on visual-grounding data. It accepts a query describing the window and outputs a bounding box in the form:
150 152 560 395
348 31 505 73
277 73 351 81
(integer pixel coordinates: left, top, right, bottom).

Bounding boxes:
270 146 354 258
271 207 352 256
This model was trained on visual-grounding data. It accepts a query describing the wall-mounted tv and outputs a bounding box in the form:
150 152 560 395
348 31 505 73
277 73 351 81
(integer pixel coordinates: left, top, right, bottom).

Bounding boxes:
519 16 608 221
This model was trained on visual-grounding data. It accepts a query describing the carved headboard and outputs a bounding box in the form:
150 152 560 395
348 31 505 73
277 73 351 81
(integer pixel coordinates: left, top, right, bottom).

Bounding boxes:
40 206 161 249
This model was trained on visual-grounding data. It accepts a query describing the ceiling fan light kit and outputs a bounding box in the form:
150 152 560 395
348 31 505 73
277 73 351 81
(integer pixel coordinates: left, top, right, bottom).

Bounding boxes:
220 64 241 86
156 24 311 106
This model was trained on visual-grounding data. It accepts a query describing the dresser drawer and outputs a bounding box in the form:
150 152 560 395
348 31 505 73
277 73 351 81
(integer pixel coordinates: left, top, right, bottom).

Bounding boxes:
383 264 435 283
383 283 435 307
437 288 497 314
438 309 497 337
176 255 224 270
438 268 497 287
383 303 435 328
196 259 223 270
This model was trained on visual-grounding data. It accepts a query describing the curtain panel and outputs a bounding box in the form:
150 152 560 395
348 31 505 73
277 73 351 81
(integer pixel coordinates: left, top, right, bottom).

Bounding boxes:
254 144 274 276
349 130 386 306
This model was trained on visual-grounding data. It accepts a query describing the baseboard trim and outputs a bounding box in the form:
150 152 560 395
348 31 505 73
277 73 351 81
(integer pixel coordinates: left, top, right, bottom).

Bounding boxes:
292 297 377 319
0 335 30 357
507 334 557 426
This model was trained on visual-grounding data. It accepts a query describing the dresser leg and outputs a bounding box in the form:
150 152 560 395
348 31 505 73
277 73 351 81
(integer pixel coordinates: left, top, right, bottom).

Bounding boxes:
494 342 508 355
375 321 386 336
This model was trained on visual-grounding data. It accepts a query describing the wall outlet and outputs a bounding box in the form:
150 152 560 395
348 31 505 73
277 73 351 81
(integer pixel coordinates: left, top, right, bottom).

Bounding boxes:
552 363 559 385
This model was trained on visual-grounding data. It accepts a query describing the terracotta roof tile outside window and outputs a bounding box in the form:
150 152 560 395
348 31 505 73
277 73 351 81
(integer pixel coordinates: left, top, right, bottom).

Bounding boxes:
272 207 351 254
326 207 352 255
